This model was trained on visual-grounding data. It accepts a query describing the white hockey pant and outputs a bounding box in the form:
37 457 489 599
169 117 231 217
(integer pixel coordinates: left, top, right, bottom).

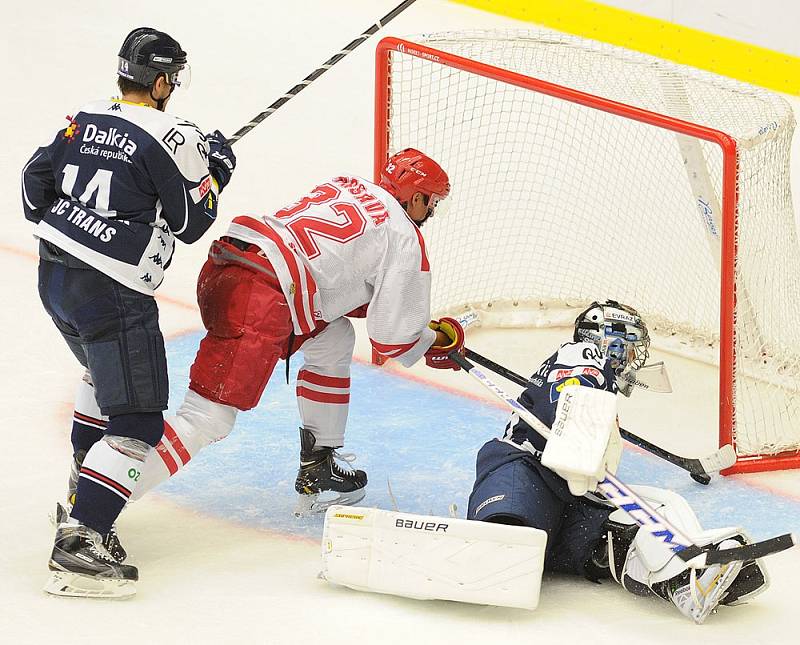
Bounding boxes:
296 317 355 448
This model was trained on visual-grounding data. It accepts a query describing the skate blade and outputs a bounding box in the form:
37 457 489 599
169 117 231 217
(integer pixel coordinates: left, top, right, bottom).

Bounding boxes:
293 488 367 518
691 560 744 624
44 571 136 600
49 502 71 527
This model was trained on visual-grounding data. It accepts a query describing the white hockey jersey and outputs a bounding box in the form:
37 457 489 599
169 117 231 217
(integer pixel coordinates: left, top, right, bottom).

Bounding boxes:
226 175 437 367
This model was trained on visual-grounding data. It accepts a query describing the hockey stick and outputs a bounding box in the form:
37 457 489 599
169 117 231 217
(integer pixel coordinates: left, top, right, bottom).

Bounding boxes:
226 0 419 144
449 350 797 566
463 347 735 485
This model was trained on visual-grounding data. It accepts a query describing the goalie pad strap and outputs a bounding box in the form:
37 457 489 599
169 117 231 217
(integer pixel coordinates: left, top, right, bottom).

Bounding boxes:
321 506 547 610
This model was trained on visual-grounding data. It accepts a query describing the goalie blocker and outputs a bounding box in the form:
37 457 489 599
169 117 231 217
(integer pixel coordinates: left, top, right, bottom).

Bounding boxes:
321 506 546 610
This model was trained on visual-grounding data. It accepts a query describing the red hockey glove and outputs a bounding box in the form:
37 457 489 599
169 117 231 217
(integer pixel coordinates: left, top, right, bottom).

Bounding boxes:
424 317 465 370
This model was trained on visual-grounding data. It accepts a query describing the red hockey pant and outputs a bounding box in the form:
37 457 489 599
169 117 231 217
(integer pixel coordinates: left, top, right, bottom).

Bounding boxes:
189 239 355 446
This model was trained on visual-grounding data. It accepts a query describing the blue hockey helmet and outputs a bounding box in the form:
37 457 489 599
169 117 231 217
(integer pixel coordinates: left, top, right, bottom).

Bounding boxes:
573 300 650 372
118 27 189 88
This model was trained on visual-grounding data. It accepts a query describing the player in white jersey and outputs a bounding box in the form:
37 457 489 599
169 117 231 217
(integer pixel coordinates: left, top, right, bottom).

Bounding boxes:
128 149 466 515
468 301 769 623
21 27 237 598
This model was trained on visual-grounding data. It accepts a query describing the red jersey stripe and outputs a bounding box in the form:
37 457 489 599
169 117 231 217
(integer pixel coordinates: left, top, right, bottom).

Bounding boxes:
297 369 350 389
163 421 191 466
296 386 350 405
302 262 318 329
370 338 418 358
156 440 178 475
232 216 316 334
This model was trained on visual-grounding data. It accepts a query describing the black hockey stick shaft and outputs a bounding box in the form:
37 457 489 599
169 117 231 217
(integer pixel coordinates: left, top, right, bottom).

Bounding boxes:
226 0 419 144
704 532 796 565
463 347 720 482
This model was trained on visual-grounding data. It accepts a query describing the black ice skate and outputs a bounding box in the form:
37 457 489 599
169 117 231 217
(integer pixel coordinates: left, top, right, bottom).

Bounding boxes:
45 523 138 599
52 501 128 563
294 427 367 517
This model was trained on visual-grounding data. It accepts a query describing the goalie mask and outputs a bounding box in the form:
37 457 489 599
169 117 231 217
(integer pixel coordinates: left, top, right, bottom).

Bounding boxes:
573 300 650 375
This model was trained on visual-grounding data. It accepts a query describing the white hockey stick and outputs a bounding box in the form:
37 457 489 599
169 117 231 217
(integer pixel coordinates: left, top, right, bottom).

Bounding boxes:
449 351 797 567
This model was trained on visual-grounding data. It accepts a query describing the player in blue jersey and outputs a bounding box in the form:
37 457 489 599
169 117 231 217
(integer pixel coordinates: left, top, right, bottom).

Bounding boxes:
468 300 769 623
21 27 237 598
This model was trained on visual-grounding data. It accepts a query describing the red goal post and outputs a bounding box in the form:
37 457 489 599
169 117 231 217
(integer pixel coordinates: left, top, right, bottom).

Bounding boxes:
373 32 799 474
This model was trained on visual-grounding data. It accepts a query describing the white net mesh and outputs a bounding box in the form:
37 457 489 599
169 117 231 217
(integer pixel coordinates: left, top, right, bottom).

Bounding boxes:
382 30 799 460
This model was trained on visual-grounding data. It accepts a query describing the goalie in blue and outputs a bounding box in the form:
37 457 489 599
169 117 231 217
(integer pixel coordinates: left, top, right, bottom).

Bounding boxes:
467 300 769 623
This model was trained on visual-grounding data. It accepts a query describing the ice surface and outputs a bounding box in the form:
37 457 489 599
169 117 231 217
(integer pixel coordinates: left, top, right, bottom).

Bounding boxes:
2 1 799 643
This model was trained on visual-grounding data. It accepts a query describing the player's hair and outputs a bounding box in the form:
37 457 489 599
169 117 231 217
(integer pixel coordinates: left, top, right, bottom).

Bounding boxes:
116 76 151 96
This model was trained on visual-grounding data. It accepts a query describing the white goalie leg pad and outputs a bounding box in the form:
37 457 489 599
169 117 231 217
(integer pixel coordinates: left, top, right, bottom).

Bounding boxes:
130 390 238 501
321 506 547 610
542 384 621 496
611 485 769 603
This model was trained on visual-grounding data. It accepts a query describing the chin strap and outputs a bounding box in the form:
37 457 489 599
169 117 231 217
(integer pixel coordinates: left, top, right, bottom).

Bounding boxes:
149 75 174 111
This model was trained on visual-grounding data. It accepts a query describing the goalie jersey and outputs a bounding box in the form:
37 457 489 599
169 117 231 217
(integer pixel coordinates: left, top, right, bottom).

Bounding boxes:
504 341 618 454
21 99 217 294
224 175 437 368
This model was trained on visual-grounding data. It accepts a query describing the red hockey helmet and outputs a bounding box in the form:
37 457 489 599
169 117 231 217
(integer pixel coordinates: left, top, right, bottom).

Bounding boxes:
379 148 450 205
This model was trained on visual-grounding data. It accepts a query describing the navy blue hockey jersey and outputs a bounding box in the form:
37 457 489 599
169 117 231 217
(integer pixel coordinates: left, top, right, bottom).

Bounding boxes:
503 341 619 454
21 99 218 294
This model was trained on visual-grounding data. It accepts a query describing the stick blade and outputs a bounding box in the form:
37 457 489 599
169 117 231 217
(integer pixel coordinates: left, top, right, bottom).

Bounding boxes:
699 444 736 473
704 532 797 565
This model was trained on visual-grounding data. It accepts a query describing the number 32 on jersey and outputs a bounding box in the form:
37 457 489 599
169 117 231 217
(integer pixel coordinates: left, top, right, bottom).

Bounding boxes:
275 183 367 259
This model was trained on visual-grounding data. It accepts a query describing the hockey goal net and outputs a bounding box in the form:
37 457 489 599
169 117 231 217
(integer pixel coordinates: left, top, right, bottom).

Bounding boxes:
374 31 799 474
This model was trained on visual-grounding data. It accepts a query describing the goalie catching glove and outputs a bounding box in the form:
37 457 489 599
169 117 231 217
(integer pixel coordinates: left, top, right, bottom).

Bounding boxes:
424 317 465 370
542 384 622 496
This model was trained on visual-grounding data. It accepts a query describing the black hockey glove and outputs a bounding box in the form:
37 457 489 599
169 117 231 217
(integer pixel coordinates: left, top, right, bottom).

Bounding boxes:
206 130 237 192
